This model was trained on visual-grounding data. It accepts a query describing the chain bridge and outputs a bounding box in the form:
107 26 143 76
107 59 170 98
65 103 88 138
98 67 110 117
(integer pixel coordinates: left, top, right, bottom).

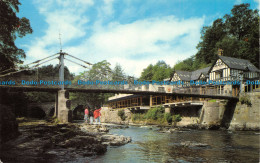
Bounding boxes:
0 50 239 122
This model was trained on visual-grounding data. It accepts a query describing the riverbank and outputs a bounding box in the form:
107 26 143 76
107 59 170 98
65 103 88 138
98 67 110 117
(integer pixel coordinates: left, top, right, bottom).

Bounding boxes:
0 119 131 163
100 92 260 131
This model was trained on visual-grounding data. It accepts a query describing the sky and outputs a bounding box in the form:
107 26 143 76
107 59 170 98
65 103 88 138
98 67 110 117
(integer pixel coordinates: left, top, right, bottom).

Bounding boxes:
16 0 260 78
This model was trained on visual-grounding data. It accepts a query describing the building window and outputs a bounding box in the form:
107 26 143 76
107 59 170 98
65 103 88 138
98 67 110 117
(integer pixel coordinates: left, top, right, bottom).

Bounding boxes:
215 70 223 80
158 87 165 92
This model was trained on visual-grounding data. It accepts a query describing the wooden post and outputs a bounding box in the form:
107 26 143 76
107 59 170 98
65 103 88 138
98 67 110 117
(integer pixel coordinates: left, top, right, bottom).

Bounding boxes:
150 95 153 107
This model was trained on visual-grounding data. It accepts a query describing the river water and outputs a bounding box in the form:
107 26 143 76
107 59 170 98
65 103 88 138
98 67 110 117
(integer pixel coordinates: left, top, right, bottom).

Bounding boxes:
88 125 259 163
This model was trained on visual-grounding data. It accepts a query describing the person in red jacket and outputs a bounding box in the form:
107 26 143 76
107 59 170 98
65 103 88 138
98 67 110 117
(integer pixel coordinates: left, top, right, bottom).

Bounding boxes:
94 107 102 125
84 106 89 123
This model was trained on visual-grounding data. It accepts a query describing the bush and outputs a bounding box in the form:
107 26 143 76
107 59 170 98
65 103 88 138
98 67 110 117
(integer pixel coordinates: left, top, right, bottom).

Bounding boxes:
144 106 164 120
172 114 182 123
118 109 127 121
164 113 172 124
239 95 252 107
132 113 145 121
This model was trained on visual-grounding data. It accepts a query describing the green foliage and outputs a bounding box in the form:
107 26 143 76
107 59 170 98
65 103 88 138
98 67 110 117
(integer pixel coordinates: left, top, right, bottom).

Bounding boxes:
112 63 125 81
164 113 172 124
118 109 127 121
132 113 145 121
208 99 217 102
37 64 74 80
71 61 126 108
172 114 182 123
0 0 33 72
24 64 74 103
131 106 181 125
139 61 173 80
174 3 259 70
239 95 252 107
174 56 195 71
144 106 164 120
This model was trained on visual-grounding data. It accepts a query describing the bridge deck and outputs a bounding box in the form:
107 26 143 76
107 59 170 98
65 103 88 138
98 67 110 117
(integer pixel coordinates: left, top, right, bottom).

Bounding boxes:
0 85 238 100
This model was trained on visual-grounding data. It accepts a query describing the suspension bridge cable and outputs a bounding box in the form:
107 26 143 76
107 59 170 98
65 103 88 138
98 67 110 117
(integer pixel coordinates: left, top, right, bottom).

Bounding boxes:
0 57 59 77
30 57 59 68
65 53 93 65
64 58 90 69
0 53 60 74
23 53 60 66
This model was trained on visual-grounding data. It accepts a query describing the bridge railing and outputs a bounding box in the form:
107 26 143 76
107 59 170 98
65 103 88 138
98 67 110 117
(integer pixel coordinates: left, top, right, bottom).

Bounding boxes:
0 75 237 97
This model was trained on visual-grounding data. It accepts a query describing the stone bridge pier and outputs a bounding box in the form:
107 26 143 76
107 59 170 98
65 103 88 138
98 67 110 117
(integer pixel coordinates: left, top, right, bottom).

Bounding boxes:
56 90 72 123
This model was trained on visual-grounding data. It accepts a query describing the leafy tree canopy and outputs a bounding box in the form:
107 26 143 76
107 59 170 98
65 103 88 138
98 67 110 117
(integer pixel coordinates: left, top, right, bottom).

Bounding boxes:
25 64 74 103
71 61 127 109
139 60 173 81
0 0 33 72
112 63 125 81
176 3 259 71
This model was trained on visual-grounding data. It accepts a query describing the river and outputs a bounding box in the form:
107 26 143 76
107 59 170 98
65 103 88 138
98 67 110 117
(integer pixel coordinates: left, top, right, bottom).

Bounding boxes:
86 125 259 163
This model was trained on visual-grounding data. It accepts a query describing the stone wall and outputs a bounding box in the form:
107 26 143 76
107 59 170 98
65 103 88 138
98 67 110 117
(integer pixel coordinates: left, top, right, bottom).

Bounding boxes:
228 92 260 130
173 106 202 127
100 107 132 124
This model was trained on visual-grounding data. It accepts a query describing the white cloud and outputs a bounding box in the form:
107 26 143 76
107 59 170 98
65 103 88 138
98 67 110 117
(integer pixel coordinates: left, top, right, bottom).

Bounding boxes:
26 0 93 63
66 16 204 77
101 0 115 17
25 0 204 78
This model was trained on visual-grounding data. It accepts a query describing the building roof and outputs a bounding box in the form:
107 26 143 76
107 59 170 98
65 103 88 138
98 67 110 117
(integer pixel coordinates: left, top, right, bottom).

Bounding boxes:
174 67 211 81
190 67 211 80
175 71 192 81
218 56 260 72
107 94 143 102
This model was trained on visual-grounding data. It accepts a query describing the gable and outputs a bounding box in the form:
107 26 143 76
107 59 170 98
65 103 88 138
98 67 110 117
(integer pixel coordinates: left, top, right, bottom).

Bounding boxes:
211 59 228 72
171 72 181 81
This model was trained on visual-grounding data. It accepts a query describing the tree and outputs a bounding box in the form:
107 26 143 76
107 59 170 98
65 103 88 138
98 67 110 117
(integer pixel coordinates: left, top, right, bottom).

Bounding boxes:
139 61 173 81
196 18 227 64
70 60 113 109
112 63 125 81
0 0 33 72
152 61 173 81
25 64 74 103
139 64 154 80
176 3 259 70
174 56 195 71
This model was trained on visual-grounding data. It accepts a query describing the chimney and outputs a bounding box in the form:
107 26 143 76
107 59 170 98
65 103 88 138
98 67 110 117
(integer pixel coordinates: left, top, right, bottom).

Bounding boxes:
218 48 223 56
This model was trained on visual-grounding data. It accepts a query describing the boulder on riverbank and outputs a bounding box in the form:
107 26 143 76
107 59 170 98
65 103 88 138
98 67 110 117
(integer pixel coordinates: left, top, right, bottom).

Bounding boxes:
180 141 210 148
101 134 132 146
0 122 109 162
80 124 132 146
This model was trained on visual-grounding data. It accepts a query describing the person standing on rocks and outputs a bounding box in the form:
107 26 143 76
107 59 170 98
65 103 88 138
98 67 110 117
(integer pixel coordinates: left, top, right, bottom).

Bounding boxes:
94 107 102 125
89 109 94 124
84 106 89 123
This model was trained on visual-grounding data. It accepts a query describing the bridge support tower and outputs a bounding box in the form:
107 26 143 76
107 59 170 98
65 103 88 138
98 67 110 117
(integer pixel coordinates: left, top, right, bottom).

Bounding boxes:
57 90 72 123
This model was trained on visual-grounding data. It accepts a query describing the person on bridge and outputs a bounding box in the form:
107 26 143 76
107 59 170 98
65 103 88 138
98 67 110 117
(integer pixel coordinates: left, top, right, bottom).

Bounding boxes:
94 107 102 125
84 106 89 123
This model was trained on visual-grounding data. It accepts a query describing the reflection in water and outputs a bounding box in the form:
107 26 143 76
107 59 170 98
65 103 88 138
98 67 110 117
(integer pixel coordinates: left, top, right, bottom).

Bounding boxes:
90 126 259 163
